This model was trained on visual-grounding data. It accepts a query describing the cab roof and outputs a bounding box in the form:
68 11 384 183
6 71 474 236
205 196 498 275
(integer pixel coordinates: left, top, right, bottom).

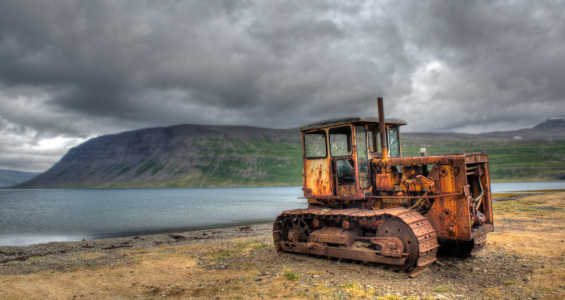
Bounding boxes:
300 117 407 132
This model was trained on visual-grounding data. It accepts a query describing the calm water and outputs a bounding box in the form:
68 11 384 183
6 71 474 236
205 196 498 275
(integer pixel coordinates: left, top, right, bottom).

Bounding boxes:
1 182 564 246
0 187 306 246
491 181 565 193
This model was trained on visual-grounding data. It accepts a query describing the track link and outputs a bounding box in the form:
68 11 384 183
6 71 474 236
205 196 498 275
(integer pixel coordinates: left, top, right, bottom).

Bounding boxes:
273 207 439 272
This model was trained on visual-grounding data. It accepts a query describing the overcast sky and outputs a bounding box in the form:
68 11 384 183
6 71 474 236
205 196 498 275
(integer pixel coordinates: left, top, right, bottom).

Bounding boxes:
1 0 564 172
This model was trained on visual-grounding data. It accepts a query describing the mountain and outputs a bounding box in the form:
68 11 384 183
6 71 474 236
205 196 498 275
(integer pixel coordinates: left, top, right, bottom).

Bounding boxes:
399 117 565 141
16 124 302 189
0 169 40 188
15 118 565 188
479 117 565 139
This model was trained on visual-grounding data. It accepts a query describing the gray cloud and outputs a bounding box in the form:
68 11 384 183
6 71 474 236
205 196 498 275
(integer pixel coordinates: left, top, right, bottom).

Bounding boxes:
0 0 564 171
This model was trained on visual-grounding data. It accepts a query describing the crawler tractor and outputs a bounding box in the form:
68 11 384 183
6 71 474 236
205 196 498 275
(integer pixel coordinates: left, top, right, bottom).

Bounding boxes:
273 98 494 272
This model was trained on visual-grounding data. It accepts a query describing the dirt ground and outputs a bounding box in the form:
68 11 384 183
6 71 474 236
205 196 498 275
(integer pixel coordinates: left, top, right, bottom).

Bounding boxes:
0 192 564 299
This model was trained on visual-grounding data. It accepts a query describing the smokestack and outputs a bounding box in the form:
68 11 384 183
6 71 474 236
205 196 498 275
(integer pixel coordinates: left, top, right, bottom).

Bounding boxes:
377 97 388 159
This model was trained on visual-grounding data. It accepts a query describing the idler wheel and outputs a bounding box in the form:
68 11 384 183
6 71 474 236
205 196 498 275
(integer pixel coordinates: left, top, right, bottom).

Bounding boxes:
376 219 419 270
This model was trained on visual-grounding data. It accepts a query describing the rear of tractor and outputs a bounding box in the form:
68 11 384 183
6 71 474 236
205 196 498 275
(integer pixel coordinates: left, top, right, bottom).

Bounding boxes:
273 98 494 271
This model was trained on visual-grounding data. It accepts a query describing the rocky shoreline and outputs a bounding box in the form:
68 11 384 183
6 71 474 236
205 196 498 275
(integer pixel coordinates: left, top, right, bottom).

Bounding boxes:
0 223 272 275
0 193 541 275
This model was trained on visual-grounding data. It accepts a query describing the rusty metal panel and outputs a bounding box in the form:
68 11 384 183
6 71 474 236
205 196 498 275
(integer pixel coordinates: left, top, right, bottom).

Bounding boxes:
310 227 355 246
304 158 332 196
336 184 356 196
424 166 472 241
372 155 458 167
375 173 395 190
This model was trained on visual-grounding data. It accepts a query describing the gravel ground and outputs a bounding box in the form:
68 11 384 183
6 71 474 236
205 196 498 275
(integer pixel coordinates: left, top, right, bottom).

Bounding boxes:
0 221 532 299
0 224 273 275
218 233 531 299
2 193 555 298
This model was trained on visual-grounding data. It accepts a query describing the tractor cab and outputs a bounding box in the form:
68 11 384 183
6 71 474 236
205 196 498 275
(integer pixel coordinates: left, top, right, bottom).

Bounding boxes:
300 117 406 201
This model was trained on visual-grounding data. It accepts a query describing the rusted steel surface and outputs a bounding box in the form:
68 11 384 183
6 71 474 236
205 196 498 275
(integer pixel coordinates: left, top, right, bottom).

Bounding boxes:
372 155 461 167
277 96 493 274
367 192 462 199
377 97 388 159
303 157 332 196
375 173 395 190
336 184 356 196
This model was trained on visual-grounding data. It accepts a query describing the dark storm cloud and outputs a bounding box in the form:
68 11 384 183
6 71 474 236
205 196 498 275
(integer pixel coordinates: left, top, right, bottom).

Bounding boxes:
389 1 565 131
0 0 413 129
0 0 564 171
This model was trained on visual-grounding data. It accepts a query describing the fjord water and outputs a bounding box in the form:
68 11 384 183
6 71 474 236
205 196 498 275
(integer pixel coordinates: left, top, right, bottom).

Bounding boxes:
490 181 565 193
0 187 306 246
1 182 564 246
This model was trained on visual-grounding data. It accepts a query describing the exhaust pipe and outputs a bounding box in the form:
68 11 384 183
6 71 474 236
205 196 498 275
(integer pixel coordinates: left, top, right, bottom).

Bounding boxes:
377 97 388 159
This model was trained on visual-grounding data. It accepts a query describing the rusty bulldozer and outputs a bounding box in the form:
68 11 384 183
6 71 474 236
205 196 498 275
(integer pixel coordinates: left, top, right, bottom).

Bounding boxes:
273 98 493 272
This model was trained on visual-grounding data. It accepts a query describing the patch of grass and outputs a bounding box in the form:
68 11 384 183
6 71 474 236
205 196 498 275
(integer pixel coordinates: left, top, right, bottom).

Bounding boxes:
484 287 505 299
248 243 269 249
27 256 44 261
432 285 453 293
335 281 380 299
305 270 324 275
211 249 239 262
72 253 106 260
283 271 300 281
16 256 44 264
382 295 401 300
338 281 360 288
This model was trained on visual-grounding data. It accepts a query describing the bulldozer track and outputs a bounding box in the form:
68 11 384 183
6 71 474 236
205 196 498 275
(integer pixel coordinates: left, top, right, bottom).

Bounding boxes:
273 207 439 272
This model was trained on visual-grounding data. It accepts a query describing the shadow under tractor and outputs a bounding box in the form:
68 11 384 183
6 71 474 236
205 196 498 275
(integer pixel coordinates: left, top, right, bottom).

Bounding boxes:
273 98 494 272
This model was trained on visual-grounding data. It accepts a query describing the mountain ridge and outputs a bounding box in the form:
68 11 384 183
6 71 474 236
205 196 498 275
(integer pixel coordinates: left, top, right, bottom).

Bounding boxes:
16 124 301 189
14 118 565 188
0 169 40 188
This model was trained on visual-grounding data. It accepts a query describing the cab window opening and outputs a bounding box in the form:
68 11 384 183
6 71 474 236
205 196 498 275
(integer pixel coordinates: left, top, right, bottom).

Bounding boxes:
329 126 352 157
335 159 355 186
367 126 382 153
389 126 400 158
356 125 370 189
304 131 327 158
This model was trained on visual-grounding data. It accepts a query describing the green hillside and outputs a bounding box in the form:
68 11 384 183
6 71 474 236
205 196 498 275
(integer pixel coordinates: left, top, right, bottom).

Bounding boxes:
120 138 304 188
65 137 565 188
402 138 565 182
16 122 565 189
16 125 303 189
